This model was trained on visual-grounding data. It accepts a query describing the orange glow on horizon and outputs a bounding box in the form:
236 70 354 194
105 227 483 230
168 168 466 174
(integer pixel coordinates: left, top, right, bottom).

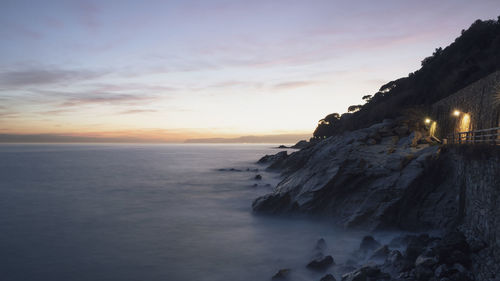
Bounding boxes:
0 126 312 143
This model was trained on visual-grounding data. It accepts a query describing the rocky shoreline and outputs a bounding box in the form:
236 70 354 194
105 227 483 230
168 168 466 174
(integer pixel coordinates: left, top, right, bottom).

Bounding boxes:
271 231 477 281
253 118 442 230
253 118 500 281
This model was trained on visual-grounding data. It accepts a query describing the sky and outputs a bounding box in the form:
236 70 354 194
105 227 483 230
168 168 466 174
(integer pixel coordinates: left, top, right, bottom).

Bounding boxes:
1 0 499 142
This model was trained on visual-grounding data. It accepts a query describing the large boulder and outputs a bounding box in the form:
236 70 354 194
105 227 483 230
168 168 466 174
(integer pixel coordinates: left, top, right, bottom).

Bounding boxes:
359 236 381 253
307 255 335 271
257 151 288 164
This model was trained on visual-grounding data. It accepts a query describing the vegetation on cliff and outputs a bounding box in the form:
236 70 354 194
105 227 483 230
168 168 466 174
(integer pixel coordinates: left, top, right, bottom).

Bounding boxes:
314 16 500 139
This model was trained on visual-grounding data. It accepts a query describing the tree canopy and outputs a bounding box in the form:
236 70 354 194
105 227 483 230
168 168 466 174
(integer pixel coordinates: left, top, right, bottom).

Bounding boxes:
312 17 500 139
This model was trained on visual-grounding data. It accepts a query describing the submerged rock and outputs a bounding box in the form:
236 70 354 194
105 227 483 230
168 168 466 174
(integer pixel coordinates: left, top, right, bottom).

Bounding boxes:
217 168 243 172
370 245 390 260
307 255 335 271
257 151 288 164
359 236 381 253
315 238 327 252
271 268 291 280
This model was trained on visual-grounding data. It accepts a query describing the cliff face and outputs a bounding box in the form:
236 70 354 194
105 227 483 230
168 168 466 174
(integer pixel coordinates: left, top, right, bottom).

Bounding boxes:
413 146 500 281
255 126 500 233
451 147 500 281
253 118 444 230
254 126 500 280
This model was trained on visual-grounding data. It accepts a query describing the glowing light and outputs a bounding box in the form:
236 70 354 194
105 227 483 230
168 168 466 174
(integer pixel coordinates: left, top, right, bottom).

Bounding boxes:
429 121 437 137
453 110 460 117
425 118 431 124
459 113 471 133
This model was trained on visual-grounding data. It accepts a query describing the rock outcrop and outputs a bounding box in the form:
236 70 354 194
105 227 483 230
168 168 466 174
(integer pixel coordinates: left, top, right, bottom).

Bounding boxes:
253 118 441 230
257 151 288 169
291 140 311 149
307 255 335 271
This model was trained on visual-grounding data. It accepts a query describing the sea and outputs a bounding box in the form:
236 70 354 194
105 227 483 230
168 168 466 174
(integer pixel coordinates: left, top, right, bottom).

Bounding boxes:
0 144 366 281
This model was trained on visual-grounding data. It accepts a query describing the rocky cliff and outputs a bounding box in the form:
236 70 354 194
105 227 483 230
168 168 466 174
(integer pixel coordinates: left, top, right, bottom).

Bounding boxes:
253 118 443 230
253 120 500 280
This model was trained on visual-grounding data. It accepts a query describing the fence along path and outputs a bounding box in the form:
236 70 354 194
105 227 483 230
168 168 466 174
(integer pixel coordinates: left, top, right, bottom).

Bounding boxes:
447 127 500 145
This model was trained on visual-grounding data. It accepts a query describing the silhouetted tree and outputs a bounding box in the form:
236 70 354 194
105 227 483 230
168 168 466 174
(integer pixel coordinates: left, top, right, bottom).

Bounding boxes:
362 95 372 102
313 113 341 139
324 113 340 122
348 105 363 112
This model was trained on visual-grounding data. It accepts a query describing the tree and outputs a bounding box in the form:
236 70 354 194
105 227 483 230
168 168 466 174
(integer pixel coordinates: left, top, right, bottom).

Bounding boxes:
433 47 443 56
313 113 341 139
362 95 372 102
348 105 363 113
324 113 340 122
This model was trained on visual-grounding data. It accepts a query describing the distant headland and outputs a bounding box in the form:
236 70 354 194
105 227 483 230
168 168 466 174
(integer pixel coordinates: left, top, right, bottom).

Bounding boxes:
184 133 311 144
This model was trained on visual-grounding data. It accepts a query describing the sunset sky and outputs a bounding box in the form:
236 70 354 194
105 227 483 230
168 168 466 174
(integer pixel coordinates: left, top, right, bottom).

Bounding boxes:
1 0 500 142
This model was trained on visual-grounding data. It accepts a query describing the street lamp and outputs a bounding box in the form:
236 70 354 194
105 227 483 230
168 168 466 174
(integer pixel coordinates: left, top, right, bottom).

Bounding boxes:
453 110 460 117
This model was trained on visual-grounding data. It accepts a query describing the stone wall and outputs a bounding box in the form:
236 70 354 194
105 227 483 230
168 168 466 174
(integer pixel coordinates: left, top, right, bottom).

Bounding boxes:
432 71 500 140
388 146 500 280
454 148 500 281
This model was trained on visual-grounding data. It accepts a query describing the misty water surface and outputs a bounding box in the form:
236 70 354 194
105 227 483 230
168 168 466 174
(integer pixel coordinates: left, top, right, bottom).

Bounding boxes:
0 144 366 281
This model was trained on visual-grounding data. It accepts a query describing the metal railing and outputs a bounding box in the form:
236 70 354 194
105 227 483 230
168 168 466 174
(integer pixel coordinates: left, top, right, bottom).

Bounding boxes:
447 127 500 145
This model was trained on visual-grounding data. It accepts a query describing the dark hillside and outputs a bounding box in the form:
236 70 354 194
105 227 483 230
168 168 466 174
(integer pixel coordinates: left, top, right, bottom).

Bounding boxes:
314 17 500 139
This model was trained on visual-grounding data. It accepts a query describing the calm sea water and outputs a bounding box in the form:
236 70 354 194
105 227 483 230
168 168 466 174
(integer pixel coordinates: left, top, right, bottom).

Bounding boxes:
0 144 364 281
